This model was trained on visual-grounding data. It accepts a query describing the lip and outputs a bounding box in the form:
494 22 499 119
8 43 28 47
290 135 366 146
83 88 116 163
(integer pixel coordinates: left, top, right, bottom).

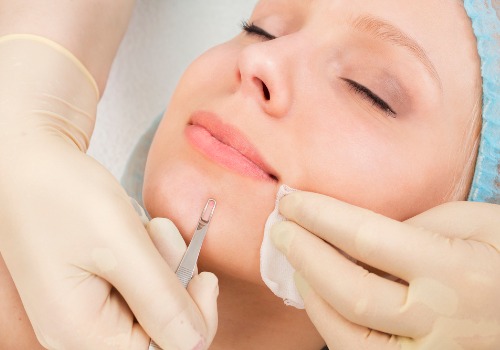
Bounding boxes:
185 111 277 182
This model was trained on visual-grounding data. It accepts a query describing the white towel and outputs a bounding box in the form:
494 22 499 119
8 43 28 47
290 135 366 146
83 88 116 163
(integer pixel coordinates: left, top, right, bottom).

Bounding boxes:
260 185 305 309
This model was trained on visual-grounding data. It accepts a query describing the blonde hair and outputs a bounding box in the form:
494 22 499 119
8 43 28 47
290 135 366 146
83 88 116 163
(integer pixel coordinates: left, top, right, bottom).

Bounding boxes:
446 81 483 201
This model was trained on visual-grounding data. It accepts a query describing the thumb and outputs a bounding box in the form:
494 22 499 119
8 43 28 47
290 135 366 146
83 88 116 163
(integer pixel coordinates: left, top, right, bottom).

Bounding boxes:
147 217 218 347
187 272 219 346
405 201 500 246
94 211 213 349
147 218 218 345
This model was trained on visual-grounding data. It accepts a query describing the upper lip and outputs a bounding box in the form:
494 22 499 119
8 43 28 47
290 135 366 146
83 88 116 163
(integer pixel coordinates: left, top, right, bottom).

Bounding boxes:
189 111 277 180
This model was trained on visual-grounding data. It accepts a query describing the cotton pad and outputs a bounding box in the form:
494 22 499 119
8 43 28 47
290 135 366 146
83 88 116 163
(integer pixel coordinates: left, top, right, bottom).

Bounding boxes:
260 185 304 309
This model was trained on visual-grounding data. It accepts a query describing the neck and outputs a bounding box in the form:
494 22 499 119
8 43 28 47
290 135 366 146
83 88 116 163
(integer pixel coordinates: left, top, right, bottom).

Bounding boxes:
209 272 325 350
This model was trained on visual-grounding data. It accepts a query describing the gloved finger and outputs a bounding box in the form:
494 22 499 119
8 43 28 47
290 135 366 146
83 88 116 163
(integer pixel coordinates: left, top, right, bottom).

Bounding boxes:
87 203 210 350
278 191 455 281
187 272 219 346
294 272 405 350
271 221 427 338
146 218 187 271
405 201 500 248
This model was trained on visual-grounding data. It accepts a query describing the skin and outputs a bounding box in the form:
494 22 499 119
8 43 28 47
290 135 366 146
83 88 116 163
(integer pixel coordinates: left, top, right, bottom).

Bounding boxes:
0 0 482 349
144 0 481 348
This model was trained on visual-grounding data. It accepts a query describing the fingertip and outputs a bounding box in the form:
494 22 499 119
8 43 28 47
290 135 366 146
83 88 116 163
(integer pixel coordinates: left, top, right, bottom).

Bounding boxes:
270 221 294 254
147 217 178 233
190 272 219 299
147 218 186 251
279 191 303 216
188 272 219 344
147 218 187 270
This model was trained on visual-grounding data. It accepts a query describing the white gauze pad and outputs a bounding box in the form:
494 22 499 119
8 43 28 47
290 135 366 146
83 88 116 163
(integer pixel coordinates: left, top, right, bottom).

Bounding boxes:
260 184 304 309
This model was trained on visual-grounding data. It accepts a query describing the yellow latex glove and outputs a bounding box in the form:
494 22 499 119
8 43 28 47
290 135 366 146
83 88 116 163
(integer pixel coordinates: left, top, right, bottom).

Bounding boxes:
0 35 217 350
271 192 500 349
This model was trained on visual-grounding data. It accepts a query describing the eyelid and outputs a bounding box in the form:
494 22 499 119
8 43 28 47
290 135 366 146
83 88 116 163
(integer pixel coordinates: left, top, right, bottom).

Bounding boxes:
241 20 399 118
342 78 397 117
241 21 277 40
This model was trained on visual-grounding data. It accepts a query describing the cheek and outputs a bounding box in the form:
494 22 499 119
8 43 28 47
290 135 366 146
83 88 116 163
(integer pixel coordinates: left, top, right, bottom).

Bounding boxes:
289 110 455 220
173 41 241 101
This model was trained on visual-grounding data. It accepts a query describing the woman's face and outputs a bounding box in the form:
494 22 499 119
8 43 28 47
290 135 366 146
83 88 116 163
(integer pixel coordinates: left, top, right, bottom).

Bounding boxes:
144 0 481 284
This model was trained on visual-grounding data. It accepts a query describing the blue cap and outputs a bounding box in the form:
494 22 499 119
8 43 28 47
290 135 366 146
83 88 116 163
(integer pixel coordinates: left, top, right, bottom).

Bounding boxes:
464 1 500 204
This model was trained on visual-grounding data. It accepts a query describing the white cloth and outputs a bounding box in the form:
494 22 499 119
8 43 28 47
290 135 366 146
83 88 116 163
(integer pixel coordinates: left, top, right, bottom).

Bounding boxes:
260 185 305 309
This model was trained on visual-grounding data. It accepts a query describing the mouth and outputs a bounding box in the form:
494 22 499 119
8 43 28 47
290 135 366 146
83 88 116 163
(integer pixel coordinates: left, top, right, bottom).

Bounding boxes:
185 111 278 182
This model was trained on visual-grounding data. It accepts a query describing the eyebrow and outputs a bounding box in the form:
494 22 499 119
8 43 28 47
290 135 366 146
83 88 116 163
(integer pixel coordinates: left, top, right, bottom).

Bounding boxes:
350 15 442 89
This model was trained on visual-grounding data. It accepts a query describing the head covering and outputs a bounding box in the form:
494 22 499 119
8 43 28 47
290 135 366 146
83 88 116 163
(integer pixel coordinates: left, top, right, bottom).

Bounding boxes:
464 0 500 204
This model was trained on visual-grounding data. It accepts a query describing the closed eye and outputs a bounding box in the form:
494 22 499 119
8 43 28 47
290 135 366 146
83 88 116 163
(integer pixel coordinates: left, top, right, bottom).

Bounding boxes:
342 78 397 117
241 21 277 40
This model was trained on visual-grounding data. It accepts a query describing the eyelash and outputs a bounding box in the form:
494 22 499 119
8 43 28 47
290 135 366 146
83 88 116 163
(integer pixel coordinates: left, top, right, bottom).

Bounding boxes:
342 79 396 117
241 21 276 40
241 21 396 118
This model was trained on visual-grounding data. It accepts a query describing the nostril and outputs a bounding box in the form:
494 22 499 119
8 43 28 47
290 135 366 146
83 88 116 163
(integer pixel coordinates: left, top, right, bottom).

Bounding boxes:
262 82 270 101
251 77 271 101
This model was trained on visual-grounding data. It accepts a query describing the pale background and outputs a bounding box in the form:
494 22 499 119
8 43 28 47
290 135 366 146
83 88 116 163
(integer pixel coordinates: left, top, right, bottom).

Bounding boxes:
88 1 258 180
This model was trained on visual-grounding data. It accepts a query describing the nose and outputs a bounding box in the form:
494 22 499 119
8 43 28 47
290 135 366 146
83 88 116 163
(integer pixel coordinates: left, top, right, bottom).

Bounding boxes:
237 42 292 118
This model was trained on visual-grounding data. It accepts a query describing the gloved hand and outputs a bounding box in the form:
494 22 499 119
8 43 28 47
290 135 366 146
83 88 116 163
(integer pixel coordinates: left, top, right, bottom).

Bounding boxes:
0 35 218 349
143 215 219 350
271 191 500 349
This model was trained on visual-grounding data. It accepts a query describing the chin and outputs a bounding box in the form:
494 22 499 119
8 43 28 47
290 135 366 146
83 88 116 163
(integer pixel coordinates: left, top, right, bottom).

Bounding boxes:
144 140 279 285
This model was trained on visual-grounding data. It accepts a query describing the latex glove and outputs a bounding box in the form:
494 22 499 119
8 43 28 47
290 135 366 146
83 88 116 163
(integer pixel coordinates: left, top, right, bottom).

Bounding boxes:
271 192 500 349
0 35 217 349
144 216 218 349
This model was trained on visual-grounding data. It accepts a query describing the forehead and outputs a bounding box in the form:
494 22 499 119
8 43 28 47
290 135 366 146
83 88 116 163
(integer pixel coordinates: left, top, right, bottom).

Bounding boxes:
252 0 469 32
251 0 474 50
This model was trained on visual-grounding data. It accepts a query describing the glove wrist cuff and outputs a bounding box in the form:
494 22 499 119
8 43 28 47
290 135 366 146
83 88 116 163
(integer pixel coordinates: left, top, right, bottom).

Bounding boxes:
0 34 99 152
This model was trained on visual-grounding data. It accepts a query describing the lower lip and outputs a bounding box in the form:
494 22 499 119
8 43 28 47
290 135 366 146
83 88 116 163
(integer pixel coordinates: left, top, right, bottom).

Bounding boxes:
185 124 272 181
